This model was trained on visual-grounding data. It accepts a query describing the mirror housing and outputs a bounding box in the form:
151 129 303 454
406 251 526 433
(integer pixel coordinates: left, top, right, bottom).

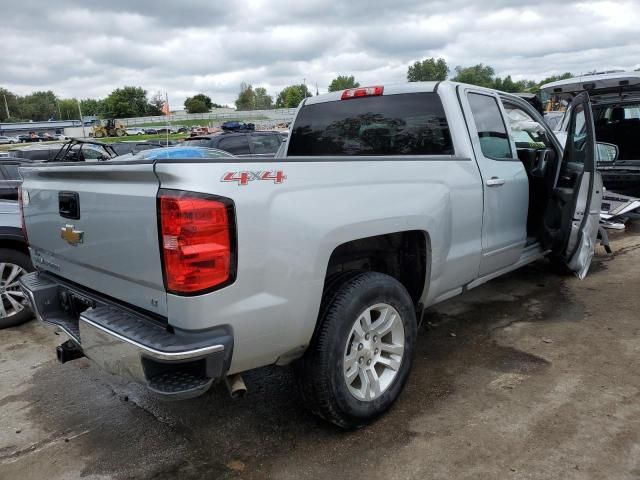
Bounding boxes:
596 142 619 163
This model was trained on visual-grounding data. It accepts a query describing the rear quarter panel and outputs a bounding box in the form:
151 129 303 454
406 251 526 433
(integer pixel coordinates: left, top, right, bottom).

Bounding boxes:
155 155 483 373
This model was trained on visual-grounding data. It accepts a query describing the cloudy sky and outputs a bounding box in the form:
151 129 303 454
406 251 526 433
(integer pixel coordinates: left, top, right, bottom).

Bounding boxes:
1 0 639 108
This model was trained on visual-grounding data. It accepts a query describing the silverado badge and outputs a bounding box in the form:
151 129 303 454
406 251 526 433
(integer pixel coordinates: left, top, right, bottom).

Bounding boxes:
61 225 84 246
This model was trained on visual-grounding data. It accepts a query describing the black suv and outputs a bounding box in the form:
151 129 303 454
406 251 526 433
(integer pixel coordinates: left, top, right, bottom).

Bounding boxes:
182 131 283 157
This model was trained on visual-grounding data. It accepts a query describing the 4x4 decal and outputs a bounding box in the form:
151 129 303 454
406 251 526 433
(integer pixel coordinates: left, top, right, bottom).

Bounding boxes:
221 170 286 186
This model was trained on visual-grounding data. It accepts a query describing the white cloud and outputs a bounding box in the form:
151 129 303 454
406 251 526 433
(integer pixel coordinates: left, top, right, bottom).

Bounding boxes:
0 0 638 107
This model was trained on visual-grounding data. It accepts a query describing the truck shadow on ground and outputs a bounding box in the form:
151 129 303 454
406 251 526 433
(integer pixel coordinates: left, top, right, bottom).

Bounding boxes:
6 258 594 479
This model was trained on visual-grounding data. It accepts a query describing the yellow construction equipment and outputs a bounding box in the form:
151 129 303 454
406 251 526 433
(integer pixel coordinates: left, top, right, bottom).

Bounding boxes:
92 119 126 138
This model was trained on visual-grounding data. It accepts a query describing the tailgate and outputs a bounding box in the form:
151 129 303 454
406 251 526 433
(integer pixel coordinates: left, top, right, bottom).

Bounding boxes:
20 163 167 316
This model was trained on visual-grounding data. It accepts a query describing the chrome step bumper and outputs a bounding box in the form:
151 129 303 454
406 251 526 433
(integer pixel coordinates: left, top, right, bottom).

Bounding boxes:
20 271 233 399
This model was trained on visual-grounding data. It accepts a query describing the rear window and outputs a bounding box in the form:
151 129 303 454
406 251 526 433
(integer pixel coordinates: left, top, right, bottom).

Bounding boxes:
288 92 454 156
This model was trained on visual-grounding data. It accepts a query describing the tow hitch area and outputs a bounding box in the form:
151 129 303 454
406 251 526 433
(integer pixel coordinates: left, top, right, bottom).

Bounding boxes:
56 339 84 364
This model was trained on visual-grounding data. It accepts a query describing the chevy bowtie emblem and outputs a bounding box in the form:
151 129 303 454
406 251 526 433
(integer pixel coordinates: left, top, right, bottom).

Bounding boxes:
61 225 84 246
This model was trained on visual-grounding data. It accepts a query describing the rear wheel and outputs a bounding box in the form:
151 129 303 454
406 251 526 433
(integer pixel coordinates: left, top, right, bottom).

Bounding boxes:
296 271 417 429
0 249 34 329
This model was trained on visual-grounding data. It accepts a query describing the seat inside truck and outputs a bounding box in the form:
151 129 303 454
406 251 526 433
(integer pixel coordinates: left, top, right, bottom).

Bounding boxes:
503 103 560 240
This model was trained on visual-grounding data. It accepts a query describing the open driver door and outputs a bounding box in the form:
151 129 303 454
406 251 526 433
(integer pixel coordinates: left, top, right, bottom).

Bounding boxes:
544 92 603 279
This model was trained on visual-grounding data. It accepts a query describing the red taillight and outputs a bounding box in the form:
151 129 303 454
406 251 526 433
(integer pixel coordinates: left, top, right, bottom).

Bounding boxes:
158 189 236 294
341 86 384 100
18 187 28 243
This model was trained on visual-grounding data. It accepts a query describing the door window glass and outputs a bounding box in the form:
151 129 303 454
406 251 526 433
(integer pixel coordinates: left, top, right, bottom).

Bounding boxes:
468 93 512 159
565 103 587 165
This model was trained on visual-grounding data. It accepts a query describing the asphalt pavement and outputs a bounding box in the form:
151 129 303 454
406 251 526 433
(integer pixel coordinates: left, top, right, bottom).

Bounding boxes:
1 227 639 479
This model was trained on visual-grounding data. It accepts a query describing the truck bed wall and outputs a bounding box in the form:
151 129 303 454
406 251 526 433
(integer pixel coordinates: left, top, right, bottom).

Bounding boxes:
155 157 484 373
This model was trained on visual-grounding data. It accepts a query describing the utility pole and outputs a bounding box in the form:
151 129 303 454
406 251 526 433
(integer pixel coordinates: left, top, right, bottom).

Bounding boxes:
77 100 86 138
165 92 170 146
3 94 10 120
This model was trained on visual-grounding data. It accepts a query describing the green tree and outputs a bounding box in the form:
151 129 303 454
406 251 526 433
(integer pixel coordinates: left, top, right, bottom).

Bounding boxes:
79 98 103 117
184 98 209 113
57 99 81 120
18 91 58 121
102 86 152 118
235 82 256 111
147 92 165 116
0 88 20 122
452 64 495 88
275 84 312 108
407 58 449 82
492 75 533 93
328 75 360 92
192 94 213 109
184 93 214 113
254 87 273 110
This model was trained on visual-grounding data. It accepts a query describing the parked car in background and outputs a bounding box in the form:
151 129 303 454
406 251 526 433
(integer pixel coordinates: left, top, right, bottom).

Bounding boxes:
37 132 56 142
18 81 602 428
0 136 18 145
109 140 172 157
143 127 158 135
189 126 220 136
9 139 118 162
155 126 188 134
114 146 236 161
125 127 146 136
0 159 34 328
541 71 640 194
54 133 70 141
182 131 283 157
18 133 43 143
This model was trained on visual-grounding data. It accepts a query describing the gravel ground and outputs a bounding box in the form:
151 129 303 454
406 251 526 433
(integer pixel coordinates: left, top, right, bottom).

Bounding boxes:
1 228 639 480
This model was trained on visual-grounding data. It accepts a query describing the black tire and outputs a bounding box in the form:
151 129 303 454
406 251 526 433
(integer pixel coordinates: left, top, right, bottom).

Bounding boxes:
0 249 34 329
295 271 417 429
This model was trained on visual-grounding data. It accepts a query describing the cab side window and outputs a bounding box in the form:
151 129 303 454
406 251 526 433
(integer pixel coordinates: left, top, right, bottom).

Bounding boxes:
468 93 512 160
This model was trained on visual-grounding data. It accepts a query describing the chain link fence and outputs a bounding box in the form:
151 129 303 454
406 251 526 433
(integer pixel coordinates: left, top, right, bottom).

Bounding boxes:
119 108 297 127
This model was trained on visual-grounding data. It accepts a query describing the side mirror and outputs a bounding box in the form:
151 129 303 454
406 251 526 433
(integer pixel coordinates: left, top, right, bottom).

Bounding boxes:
596 142 619 163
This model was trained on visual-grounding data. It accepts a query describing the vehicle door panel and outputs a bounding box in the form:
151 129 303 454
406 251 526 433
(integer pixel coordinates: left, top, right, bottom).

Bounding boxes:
544 92 601 278
458 87 528 276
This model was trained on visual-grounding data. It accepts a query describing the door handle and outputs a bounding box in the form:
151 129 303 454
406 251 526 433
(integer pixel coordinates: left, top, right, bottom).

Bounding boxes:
486 177 506 187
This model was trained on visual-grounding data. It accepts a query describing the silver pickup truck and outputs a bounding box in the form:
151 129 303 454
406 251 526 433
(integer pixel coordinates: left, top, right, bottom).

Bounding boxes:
19 81 602 428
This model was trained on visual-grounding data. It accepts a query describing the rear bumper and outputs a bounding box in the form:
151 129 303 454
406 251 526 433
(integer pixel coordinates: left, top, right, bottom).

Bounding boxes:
20 271 233 399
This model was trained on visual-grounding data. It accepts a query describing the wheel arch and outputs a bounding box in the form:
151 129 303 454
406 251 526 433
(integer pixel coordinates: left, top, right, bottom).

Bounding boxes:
0 228 29 256
324 230 431 308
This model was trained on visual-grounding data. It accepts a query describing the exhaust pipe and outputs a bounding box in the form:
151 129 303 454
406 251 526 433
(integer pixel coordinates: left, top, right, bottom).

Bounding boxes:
56 340 84 364
224 373 247 398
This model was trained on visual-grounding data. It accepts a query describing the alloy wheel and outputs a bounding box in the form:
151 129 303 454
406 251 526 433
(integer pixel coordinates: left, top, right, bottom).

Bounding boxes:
0 262 27 318
343 303 405 401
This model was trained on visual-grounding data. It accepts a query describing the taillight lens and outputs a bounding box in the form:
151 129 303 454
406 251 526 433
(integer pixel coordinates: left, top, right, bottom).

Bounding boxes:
341 86 384 100
158 189 236 294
